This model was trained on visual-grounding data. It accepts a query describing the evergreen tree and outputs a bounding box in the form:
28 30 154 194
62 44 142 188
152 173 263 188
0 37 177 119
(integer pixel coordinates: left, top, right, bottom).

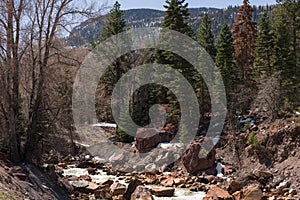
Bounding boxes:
276 0 300 71
216 23 236 94
271 5 297 107
157 0 195 72
151 0 197 135
91 1 127 90
92 2 132 141
195 13 216 116
197 13 216 59
274 0 300 106
232 0 257 84
92 1 126 45
162 0 194 37
155 0 196 92
254 12 274 78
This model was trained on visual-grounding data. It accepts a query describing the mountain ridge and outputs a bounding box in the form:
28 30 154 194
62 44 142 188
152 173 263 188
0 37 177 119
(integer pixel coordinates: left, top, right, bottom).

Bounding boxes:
68 5 273 47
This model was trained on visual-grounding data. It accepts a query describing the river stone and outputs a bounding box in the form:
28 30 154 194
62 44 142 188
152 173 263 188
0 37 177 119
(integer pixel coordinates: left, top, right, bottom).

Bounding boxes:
110 182 126 196
86 181 99 191
227 180 243 194
95 186 112 199
151 187 175 197
124 179 143 200
161 177 174 187
130 186 154 200
243 186 263 200
203 186 233 200
135 128 171 152
174 177 185 186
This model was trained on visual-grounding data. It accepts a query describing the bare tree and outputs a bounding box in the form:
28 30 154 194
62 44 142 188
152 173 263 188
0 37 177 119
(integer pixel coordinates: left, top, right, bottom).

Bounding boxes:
0 0 103 163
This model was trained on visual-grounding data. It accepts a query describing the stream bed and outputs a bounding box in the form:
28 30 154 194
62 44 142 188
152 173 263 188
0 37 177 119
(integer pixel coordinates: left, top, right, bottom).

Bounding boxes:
62 165 206 200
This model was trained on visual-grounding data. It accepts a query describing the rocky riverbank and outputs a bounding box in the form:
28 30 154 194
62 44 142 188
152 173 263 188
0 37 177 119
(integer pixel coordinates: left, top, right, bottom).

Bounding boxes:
0 115 299 200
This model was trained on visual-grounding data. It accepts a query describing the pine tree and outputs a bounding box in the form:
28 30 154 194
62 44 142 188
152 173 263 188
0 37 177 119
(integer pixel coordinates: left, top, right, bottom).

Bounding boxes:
271 5 297 107
151 0 196 135
92 1 126 45
162 0 194 37
274 0 300 106
254 12 274 78
216 23 236 94
197 13 216 59
156 0 196 89
158 0 195 71
195 13 216 115
92 2 133 141
232 0 257 84
276 0 300 71
91 1 127 88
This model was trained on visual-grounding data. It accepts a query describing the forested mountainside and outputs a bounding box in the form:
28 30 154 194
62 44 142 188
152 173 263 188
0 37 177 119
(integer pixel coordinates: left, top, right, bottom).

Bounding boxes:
1 0 299 199
68 5 273 46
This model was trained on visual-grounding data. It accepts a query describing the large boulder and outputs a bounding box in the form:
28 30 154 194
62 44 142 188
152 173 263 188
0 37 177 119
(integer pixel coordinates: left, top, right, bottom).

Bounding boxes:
135 128 172 152
182 137 216 174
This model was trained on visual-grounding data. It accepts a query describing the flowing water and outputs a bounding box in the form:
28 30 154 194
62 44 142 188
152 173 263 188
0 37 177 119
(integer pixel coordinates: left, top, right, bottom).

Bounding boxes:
62 166 205 200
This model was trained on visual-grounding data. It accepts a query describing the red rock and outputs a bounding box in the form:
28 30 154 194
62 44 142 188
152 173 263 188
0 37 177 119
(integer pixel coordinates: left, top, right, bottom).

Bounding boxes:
185 176 196 184
174 178 185 186
182 137 216 174
70 180 99 193
101 179 114 186
243 186 263 200
232 191 243 200
79 175 92 182
224 165 234 175
124 179 143 200
203 175 215 183
87 167 96 174
110 182 126 196
114 195 124 200
151 187 175 197
95 188 112 199
130 186 154 200
135 128 171 152
144 178 156 185
86 181 99 192
203 186 233 200
161 177 174 187
227 180 243 194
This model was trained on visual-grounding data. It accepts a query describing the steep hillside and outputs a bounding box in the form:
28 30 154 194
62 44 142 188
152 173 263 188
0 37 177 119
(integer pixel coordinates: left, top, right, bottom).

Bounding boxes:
0 153 70 199
68 5 273 46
